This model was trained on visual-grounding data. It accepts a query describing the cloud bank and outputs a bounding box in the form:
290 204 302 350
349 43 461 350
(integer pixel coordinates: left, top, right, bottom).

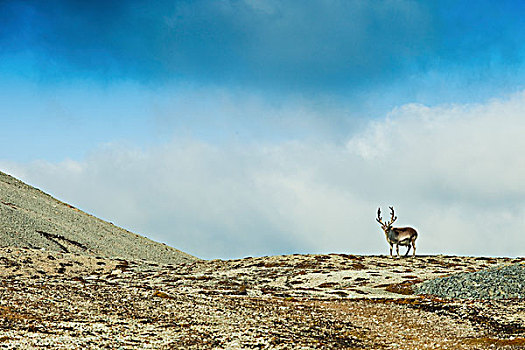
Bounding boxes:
4 91 525 259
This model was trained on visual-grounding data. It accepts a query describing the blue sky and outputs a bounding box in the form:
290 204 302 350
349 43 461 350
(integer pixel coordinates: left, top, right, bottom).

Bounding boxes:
1 1 525 258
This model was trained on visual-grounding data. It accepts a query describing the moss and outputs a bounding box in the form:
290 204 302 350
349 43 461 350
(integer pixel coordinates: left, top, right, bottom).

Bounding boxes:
381 279 423 295
381 297 525 336
0 306 37 321
465 337 525 346
350 262 367 270
152 290 173 299
318 282 338 288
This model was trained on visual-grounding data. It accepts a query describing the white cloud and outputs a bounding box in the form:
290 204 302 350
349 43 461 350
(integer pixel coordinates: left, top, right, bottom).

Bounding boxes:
3 91 525 259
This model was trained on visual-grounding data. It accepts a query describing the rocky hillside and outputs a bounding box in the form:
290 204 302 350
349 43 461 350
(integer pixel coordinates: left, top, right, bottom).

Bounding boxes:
0 171 196 264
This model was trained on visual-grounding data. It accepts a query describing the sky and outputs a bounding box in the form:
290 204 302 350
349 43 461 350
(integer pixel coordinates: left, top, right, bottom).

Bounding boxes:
1 0 525 259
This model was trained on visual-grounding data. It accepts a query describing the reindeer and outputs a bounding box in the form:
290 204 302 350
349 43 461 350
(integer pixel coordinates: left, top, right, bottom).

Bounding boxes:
376 206 418 258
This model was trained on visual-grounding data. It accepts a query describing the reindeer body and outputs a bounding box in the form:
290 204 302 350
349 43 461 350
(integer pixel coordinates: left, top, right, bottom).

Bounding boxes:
377 207 418 258
385 226 418 257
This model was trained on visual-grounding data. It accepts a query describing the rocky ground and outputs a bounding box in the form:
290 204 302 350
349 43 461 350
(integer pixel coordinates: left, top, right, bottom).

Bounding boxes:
1 247 524 349
0 171 195 264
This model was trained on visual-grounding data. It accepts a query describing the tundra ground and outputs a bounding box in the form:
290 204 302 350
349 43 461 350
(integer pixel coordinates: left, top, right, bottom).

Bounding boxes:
1 248 524 349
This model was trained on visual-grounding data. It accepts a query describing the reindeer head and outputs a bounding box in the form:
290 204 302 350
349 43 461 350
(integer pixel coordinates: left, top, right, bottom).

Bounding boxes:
376 206 398 234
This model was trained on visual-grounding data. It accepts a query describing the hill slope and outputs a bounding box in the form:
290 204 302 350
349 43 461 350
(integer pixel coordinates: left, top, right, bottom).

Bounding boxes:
0 171 197 264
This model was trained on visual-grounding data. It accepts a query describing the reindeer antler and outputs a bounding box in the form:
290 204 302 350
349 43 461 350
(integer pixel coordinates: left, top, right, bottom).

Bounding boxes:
376 208 384 225
387 206 398 226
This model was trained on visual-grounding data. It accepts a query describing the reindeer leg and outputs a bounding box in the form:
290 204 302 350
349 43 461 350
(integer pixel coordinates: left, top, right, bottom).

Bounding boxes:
396 244 400 258
405 244 411 257
412 239 416 257
389 244 393 258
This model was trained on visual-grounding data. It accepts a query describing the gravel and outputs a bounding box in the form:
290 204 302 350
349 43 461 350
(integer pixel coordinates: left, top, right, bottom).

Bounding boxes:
415 262 525 300
0 170 197 264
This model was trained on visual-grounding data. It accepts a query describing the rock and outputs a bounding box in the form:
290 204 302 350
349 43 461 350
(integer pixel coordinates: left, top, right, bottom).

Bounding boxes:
415 263 525 300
